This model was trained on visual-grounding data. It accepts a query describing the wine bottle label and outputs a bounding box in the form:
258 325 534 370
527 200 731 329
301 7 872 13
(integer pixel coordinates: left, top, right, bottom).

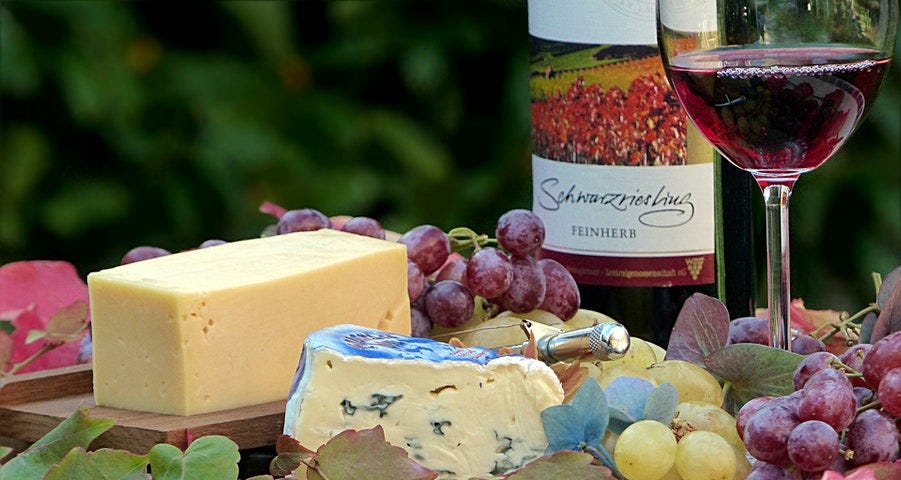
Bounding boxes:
529 0 715 287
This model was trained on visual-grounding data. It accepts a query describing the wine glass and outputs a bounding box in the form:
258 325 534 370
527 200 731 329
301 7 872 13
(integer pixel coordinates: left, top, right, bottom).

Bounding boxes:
656 0 897 349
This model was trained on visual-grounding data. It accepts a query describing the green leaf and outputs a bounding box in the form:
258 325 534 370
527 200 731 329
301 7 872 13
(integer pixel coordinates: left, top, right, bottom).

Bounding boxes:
541 378 608 452
505 451 614 480
43 447 148 480
665 293 730 366
308 426 437 480
148 435 240 480
0 408 115 480
25 329 47 344
705 343 803 415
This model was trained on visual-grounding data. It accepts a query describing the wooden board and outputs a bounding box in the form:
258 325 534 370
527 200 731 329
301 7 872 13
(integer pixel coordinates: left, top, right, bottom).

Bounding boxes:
0 364 285 454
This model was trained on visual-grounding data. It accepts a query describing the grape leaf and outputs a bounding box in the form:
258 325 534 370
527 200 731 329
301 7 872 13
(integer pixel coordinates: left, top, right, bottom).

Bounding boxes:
876 265 901 310
307 426 437 480
541 378 608 452
1 446 13 463
704 343 803 415
665 293 729 365
148 435 240 480
504 451 614 480
0 408 115 480
43 447 148 480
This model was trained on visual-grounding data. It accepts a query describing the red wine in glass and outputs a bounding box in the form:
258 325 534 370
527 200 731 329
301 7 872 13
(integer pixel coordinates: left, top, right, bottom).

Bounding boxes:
669 46 890 188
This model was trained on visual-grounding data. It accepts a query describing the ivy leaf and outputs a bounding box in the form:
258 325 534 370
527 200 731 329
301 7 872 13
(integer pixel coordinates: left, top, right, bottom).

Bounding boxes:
148 435 240 480
0 408 115 480
307 426 437 480
705 343 803 415
541 378 608 452
43 447 148 480
665 293 730 366
504 451 614 480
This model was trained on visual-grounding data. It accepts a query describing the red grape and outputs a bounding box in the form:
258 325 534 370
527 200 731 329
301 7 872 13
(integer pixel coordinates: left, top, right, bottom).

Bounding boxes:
341 216 385 239
497 256 546 313
743 404 801 465
861 331 901 389
398 225 450 276
536 258 580 321
793 351 839 390
435 255 467 283
845 409 899 467
276 208 332 233
745 462 798 480
410 307 431 338
798 370 856 430
199 239 226 248
791 334 826 355
737 396 774 440
423 280 474 328
839 343 872 388
121 246 171 264
464 247 513 299
407 260 426 302
877 367 901 416
495 209 545 256
786 420 839 472
727 316 771 345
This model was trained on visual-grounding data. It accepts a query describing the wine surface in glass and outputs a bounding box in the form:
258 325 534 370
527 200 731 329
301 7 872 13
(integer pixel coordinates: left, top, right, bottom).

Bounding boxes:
669 47 890 186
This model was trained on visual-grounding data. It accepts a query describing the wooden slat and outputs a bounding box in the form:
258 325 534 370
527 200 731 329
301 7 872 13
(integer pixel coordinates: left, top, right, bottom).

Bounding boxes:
0 366 285 454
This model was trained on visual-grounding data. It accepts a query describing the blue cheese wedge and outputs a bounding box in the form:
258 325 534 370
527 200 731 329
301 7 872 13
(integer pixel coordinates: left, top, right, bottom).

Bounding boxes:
284 325 564 479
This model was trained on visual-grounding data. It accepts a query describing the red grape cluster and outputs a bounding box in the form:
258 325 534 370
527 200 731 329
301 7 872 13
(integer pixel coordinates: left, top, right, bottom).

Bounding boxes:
400 209 580 338
738 331 900 478
727 316 828 355
125 205 581 340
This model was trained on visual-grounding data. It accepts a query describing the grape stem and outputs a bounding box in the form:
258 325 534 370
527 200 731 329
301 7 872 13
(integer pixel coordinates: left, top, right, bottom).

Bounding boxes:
856 398 882 414
446 227 497 254
813 303 878 343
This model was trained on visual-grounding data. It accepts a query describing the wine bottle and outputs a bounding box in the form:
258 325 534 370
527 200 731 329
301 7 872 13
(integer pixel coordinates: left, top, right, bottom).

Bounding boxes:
527 0 755 345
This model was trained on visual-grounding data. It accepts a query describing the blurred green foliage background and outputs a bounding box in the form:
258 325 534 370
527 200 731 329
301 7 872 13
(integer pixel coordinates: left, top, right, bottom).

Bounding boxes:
1 1 898 314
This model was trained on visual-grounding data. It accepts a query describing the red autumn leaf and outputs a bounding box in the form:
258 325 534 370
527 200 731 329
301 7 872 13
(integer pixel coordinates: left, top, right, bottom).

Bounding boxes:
0 261 90 374
756 298 850 353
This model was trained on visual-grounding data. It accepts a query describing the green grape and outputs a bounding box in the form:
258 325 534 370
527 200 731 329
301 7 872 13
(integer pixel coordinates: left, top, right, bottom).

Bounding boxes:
614 420 677 480
730 444 752 480
675 431 736 480
647 360 724 406
672 401 743 448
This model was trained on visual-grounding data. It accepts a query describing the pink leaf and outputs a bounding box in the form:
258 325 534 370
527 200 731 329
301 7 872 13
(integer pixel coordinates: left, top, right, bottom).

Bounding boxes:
0 261 90 374
259 201 287 219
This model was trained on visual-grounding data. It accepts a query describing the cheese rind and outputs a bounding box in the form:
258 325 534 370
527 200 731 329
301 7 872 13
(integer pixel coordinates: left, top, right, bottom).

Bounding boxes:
88 230 410 415
284 325 564 479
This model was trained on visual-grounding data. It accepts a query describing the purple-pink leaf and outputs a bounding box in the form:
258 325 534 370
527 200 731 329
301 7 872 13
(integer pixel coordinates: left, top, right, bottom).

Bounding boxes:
307 426 437 480
665 293 730 365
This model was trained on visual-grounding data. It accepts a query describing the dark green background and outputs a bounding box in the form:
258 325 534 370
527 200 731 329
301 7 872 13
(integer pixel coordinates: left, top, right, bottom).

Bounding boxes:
1 1 898 315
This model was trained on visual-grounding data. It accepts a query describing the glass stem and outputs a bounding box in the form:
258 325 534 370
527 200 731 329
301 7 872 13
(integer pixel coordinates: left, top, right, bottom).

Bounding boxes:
762 184 792 350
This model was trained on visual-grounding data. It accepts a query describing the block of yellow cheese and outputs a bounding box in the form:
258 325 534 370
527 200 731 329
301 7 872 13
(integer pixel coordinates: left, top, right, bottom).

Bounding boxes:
88 229 410 415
